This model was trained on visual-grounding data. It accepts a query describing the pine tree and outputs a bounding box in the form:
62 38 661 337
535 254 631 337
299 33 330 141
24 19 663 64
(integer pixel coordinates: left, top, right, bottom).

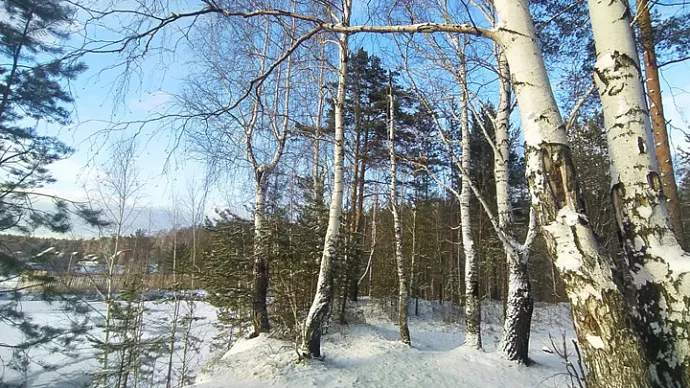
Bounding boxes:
0 0 97 233
0 1 105 385
202 211 255 346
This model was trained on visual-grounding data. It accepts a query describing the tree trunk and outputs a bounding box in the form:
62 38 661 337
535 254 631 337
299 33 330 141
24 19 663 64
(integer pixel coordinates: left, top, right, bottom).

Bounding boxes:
313 40 326 214
410 173 419 315
635 0 685 247
388 73 411 346
495 49 533 364
349 158 366 302
358 193 377 294
252 174 271 335
300 3 351 357
494 0 650 386
459 50 481 350
588 0 690 384
341 110 362 319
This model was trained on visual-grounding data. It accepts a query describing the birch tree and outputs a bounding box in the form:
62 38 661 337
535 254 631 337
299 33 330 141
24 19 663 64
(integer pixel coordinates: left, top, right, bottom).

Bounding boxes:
457 49 481 350
300 0 352 359
493 49 533 364
387 72 411 346
89 137 145 387
588 0 690 384
78 0 690 382
492 1 651 385
183 11 296 336
247 38 292 336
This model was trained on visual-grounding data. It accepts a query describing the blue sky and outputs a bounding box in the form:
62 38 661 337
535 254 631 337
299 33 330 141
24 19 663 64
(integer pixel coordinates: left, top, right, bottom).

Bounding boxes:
35 26 251 237
31 1 690 238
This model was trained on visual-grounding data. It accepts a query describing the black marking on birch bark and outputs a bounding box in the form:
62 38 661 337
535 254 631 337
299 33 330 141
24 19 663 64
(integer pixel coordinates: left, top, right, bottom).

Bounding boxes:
540 144 585 214
542 148 567 210
612 178 687 386
635 282 687 388
608 82 625 96
594 68 609 87
647 172 663 197
638 137 646 154
497 27 531 39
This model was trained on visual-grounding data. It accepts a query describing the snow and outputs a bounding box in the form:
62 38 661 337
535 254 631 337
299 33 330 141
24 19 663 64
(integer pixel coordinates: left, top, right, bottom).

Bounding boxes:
523 118 543 147
556 207 580 227
586 335 605 350
637 204 653 220
0 299 220 387
35 247 56 257
193 299 578 388
0 297 582 388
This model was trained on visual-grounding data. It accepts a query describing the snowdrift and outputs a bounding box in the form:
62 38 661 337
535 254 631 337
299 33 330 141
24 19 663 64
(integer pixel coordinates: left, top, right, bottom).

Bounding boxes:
193 299 578 388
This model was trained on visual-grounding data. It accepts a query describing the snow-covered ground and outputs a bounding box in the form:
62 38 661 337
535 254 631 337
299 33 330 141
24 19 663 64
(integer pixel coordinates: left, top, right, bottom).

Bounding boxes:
1 298 579 388
194 299 579 388
0 299 220 387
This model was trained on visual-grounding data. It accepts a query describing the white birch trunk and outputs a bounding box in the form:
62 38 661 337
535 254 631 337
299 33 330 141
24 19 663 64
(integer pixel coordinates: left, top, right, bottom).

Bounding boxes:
252 172 270 335
588 0 690 384
459 51 481 350
495 49 534 364
301 1 351 358
493 0 650 385
388 74 411 345
248 19 293 336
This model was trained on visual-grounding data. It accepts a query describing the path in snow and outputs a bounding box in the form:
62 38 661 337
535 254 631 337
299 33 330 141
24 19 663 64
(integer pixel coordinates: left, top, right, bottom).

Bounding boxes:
194 299 578 388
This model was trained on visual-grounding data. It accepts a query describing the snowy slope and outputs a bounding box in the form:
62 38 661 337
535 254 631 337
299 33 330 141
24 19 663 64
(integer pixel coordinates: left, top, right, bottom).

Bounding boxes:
194 299 579 388
0 300 220 387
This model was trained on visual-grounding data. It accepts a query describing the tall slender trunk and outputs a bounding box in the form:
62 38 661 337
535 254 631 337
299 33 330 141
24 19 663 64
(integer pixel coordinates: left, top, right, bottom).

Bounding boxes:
166 226 180 388
252 175 271 335
247 18 293 336
348 159 366 301
635 0 685 247
301 2 351 358
494 1 650 386
459 50 481 350
340 61 365 314
495 49 533 364
388 73 411 345
102 216 123 387
313 40 326 211
588 0 690 384
358 193 377 294
411 173 419 315
340 123 361 321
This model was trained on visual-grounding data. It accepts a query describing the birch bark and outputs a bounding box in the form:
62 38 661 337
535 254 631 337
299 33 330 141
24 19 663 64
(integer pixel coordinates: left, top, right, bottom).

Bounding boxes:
493 0 650 385
459 50 481 350
387 73 411 346
494 49 533 364
301 0 351 358
249 31 292 336
588 0 690 384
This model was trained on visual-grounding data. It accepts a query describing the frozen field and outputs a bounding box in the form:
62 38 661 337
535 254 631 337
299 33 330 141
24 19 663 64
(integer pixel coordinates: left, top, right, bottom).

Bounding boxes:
0 299 220 387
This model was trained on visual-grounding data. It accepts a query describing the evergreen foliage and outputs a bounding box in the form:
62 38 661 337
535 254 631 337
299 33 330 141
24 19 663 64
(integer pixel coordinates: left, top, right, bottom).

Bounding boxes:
0 1 104 384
